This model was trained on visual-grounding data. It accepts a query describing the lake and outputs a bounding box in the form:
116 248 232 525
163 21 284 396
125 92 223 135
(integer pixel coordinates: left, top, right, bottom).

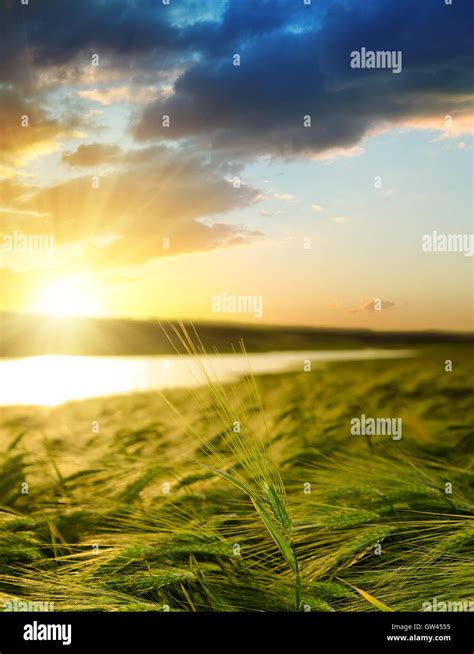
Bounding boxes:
0 349 415 406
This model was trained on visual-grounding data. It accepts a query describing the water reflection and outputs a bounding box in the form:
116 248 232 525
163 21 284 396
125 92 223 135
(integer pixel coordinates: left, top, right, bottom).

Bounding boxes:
0 349 414 406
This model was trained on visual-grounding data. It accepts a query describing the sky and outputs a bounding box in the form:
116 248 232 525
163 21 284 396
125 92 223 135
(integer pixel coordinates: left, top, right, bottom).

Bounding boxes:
0 0 473 331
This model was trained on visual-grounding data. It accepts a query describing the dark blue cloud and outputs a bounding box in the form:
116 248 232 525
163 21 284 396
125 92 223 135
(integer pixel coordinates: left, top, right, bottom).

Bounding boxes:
133 0 473 156
1 0 472 158
177 0 315 56
0 0 182 85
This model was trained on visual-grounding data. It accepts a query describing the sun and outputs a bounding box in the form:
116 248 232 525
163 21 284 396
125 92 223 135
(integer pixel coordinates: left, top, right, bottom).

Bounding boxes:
33 277 103 317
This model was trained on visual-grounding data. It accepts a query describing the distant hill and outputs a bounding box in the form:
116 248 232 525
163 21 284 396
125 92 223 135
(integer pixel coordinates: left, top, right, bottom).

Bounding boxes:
1 312 473 356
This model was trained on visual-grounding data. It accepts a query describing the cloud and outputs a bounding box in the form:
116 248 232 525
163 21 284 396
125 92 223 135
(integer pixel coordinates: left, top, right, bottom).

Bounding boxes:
3 0 472 162
4 146 263 267
132 0 473 157
77 86 158 106
351 299 396 313
0 88 79 168
274 193 296 202
330 216 349 223
2 0 472 275
0 180 33 205
0 0 183 87
62 144 124 167
311 204 323 212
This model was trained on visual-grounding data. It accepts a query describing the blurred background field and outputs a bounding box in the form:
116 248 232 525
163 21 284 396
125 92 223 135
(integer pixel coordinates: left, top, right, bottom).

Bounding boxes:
2 312 473 355
0 339 472 612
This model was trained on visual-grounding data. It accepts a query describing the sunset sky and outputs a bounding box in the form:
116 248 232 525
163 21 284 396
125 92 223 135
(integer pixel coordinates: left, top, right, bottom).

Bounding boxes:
1 0 473 331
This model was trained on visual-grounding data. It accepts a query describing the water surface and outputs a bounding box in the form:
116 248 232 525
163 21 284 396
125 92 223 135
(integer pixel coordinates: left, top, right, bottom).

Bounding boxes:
0 349 414 406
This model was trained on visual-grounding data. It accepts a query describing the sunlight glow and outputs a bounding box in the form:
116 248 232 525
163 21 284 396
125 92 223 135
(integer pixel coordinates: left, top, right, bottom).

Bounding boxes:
33 277 103 317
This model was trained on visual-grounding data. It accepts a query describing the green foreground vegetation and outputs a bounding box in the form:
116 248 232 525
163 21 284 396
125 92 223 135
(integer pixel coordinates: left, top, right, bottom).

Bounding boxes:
0 344 473 612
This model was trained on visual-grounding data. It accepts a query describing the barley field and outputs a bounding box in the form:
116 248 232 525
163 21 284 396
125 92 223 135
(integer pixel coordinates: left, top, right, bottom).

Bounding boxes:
0 343 473 613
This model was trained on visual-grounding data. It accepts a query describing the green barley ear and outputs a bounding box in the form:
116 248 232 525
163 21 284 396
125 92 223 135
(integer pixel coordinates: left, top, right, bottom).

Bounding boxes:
251 501 296 573
264 482 292 532
164 323 302 609
206 465 301 609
